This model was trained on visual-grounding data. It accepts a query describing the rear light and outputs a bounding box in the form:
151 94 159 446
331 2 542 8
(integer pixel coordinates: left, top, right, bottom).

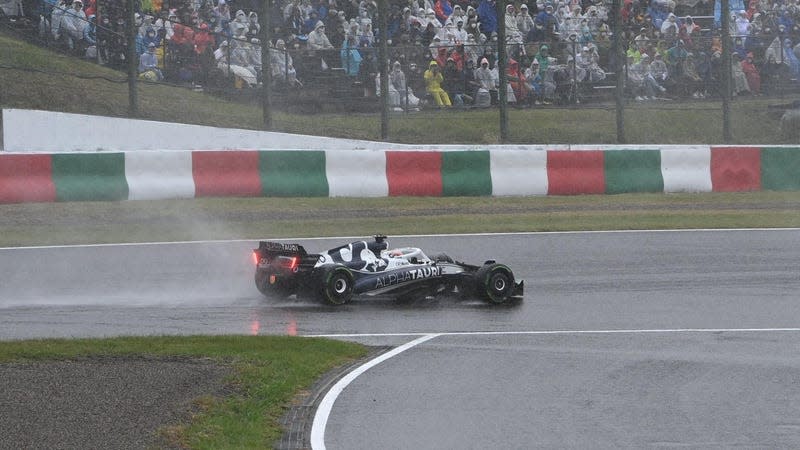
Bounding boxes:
254 254 299 270
280 256 299 270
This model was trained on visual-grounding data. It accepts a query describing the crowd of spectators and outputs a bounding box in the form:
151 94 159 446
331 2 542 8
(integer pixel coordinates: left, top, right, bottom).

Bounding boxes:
5 0 800 106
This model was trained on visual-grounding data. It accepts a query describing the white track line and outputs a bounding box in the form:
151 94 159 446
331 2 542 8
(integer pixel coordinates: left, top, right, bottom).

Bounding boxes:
306 327 800 339
307 327 800 449
310 333 441 450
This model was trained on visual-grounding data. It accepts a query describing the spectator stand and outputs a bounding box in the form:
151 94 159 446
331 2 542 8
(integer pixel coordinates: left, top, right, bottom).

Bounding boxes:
2 0 800 113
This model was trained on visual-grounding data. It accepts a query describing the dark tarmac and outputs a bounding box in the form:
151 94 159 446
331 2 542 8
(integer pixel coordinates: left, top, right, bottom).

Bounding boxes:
2 231 800 448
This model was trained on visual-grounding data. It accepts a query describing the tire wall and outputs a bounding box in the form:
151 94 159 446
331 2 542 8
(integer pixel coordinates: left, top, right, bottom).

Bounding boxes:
1 146 799 203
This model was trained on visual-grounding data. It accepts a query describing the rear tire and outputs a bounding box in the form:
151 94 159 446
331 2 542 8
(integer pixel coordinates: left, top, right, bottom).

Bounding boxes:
475 263 515 304
318 265 354 305
255 270 295 298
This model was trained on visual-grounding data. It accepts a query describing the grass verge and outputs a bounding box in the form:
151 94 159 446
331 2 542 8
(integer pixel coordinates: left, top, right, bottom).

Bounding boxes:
0 335 368 448
1 192 798 247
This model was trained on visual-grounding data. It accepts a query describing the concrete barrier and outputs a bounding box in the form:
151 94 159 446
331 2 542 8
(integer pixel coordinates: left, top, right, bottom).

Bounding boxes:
1 146 799 203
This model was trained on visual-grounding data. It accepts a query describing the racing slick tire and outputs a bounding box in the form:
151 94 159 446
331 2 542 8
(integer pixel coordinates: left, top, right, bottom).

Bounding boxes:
255 270 295 298
475 263 515 304
318 265 355 306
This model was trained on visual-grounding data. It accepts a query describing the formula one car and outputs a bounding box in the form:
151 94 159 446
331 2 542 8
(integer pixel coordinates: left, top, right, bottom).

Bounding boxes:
252 235 523 305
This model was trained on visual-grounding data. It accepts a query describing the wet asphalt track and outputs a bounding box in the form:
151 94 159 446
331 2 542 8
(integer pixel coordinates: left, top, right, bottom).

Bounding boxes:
2 231 800 448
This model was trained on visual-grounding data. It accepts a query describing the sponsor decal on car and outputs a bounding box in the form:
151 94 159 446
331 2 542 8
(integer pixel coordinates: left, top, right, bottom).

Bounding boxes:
375 266 441 289
264 242 302 252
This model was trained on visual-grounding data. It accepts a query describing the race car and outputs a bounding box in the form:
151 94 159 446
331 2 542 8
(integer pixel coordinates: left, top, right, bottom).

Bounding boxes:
252 235 523 305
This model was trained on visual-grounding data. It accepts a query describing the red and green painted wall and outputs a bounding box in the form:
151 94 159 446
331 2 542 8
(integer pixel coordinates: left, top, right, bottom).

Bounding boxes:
1 147 798 203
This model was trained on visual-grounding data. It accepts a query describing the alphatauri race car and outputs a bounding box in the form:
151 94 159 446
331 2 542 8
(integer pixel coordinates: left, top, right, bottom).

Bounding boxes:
252 235 523 305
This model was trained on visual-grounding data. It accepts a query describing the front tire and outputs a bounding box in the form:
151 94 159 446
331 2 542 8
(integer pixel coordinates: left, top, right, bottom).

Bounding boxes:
318 265 354 305
475 263 515 304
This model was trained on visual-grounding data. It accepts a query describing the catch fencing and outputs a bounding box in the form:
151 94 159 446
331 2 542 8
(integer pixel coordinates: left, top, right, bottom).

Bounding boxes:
1 0 799 143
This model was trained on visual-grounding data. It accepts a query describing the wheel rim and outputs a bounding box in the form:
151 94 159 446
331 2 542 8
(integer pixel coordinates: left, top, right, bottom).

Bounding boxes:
493 276 507 292
334 277 348 294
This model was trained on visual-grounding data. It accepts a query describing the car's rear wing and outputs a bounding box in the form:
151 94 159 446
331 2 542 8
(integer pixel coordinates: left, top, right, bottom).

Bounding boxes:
256 241 308 257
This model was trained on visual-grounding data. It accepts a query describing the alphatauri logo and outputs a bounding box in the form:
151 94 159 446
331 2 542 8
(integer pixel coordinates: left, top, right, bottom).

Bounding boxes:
375 266 441 288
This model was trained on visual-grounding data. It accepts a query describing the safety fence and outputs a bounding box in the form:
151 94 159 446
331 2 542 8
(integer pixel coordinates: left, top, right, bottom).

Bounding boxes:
3 0 800 145
2 146 799 203
3 2 800 109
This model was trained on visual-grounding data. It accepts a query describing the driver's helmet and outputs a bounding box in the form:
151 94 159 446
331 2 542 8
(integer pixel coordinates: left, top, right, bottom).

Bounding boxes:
368 235 389 255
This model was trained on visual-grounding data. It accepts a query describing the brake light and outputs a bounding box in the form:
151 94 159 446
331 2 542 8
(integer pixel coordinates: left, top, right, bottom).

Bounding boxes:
252 251 259 265
287 256 299 270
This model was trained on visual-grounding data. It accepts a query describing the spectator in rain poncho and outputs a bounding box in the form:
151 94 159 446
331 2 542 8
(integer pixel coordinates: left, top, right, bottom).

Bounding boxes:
517 4 535 38
246 12 260 41
163 11 178 40
464 34 481 66
525 59 546 104
451 18 468 44
504 4 522 42
308 21 334 49
473 57 494 107
783 39 800 79
229 9 249 37
679 52 705 98
341 35 362 76
214 40 257 87
424 59 452 106
429 35 444 60
82 14 97 59
375 64 401 109
534 44 551 73
731 52 750 95
445 4 465 26
734 11 750 37
138 43 164 80
506 58 528 104
270 39 301 87
61 0 87 50
389 60 420 108
212 1 230 34
423 8 442 35
741 52 760 95
142 26 161 50
575 46 606 83
194 23 215 55
765 37 800 79
660 13 679 41
137 14 154 37
649 53 670 90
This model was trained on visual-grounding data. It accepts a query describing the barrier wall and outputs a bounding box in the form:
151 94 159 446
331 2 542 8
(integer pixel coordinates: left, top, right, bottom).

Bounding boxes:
0 109 563 153
1 147 798 203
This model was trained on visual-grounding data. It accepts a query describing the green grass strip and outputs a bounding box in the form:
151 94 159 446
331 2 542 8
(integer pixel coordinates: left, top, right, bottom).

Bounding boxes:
0 335 368 448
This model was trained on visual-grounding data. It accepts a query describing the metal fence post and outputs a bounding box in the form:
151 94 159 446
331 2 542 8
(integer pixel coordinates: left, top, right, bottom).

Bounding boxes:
721 0 732 143
126 0 138 117
613 0 625 143
378 0 388 140
260 0 272 130
496 0 508 143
